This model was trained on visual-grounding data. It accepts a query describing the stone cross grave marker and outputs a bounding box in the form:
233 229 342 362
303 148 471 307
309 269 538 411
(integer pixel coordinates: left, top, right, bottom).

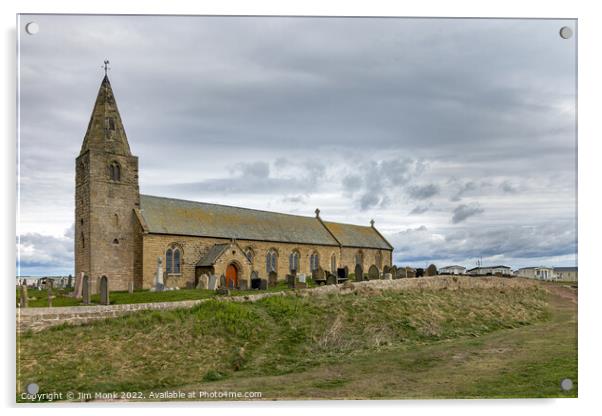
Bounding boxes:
354 264 364 282
100 276 110 305
82 275 90 305
155 256 164 291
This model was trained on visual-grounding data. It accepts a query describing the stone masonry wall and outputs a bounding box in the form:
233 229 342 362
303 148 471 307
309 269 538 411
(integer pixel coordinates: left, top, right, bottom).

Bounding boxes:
141 233 392 289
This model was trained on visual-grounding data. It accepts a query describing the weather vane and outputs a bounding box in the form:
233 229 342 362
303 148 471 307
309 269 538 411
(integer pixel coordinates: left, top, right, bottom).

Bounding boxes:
102 59 110 76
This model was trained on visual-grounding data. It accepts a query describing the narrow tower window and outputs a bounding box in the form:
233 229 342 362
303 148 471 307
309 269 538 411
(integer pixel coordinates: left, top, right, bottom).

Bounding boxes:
109 161 121 181
166 249 173 274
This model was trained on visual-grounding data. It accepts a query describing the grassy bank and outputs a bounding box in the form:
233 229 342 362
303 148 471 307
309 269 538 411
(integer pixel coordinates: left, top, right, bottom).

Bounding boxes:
17 279 577 400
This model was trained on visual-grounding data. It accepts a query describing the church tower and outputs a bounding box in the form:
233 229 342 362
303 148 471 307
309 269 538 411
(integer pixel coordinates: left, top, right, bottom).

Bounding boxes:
75 71 140 293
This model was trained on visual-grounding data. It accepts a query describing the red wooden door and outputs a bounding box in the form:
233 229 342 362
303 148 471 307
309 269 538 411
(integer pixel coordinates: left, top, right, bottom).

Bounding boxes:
226 264 238 288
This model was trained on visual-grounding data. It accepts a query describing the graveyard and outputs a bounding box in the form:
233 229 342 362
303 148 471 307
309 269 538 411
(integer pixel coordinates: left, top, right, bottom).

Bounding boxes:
16 276 577 400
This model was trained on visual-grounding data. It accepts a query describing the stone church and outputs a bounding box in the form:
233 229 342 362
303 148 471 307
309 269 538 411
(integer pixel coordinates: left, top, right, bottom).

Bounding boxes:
75 74 393 293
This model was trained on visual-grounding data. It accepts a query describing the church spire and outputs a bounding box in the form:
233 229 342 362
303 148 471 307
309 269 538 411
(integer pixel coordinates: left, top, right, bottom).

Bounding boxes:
79 69 131 156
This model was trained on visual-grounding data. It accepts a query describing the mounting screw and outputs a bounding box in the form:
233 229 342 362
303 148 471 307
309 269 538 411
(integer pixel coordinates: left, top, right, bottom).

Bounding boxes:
559 26 573 39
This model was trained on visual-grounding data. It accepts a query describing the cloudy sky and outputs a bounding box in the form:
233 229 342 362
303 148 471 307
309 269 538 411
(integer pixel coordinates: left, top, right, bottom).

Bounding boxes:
17 15 577 276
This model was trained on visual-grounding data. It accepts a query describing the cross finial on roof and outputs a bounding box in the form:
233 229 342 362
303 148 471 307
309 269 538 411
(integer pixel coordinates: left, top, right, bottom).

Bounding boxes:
370 219 375 227
315 208 320 218
102 59 110 76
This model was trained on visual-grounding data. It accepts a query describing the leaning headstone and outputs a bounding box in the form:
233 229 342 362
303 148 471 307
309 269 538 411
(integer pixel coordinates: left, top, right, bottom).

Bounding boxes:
19 285 28 308
354 264 364 282
197 274 209 289
259 279 268 290
155 256 164 291
368 265 380 280
326 274 337 285
384 273 393 281
82 275 90 305
268 271 278 287
208 275 217 291
220 274 227 288
239 280 248 291
100 276 109 305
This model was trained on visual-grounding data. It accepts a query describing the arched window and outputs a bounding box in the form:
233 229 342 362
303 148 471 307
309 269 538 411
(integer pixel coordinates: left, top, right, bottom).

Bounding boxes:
109 161 121 181
173 249 181 273
289 250 300 272
310 252 320 272
375 251 382 269
245 247 255 264
166 249 173 273
355 251 364 266
165 246 182 274
266 249 278 273
331 253 337 273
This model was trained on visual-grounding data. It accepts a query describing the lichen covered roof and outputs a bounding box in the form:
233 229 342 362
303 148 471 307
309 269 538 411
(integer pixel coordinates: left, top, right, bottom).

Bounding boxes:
139 195 392 249
140 195 340 245
196 244 229 267
322 221 393 250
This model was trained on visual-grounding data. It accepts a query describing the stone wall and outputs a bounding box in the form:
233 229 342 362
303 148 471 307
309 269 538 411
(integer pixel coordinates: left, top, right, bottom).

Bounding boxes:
141 233 392 289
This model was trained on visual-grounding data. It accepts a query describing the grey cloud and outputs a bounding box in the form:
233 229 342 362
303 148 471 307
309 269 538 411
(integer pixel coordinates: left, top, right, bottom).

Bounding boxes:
237 161 270 179
409 204 430 215
407 184 440 200
500 180 520 194
450 181 478 201
451 203 484 224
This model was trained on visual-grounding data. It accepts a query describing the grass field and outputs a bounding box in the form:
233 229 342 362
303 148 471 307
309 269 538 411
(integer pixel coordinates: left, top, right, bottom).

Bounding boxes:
16 278 577 401
17 281 305 308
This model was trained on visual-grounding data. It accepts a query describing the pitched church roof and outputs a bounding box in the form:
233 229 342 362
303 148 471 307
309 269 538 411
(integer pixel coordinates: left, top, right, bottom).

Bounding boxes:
138 194 392 250
80 75 131 156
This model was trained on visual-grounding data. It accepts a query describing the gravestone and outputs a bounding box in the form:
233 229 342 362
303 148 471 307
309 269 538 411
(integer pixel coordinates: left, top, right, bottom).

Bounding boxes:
47 286 52 307
74 272 84 299
82 275 90 305
344 266 349 278
391 265 398 278
383 265 391 275
326 273 337 285
395 267 405 279
298 273 306 283
384 273 393 280
216 288 230 296
67 274 73 289
128 281 134 293
155 256 165 291
354 264 364 282
197 274 209 290
208 275 217 291
19 285 28 308
259 279 268 290
250 271 260 289
286 274 296 289
268 271 278 287
219 274 226 289
100 276 109 305
239 279 248 291
368 265 380 280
